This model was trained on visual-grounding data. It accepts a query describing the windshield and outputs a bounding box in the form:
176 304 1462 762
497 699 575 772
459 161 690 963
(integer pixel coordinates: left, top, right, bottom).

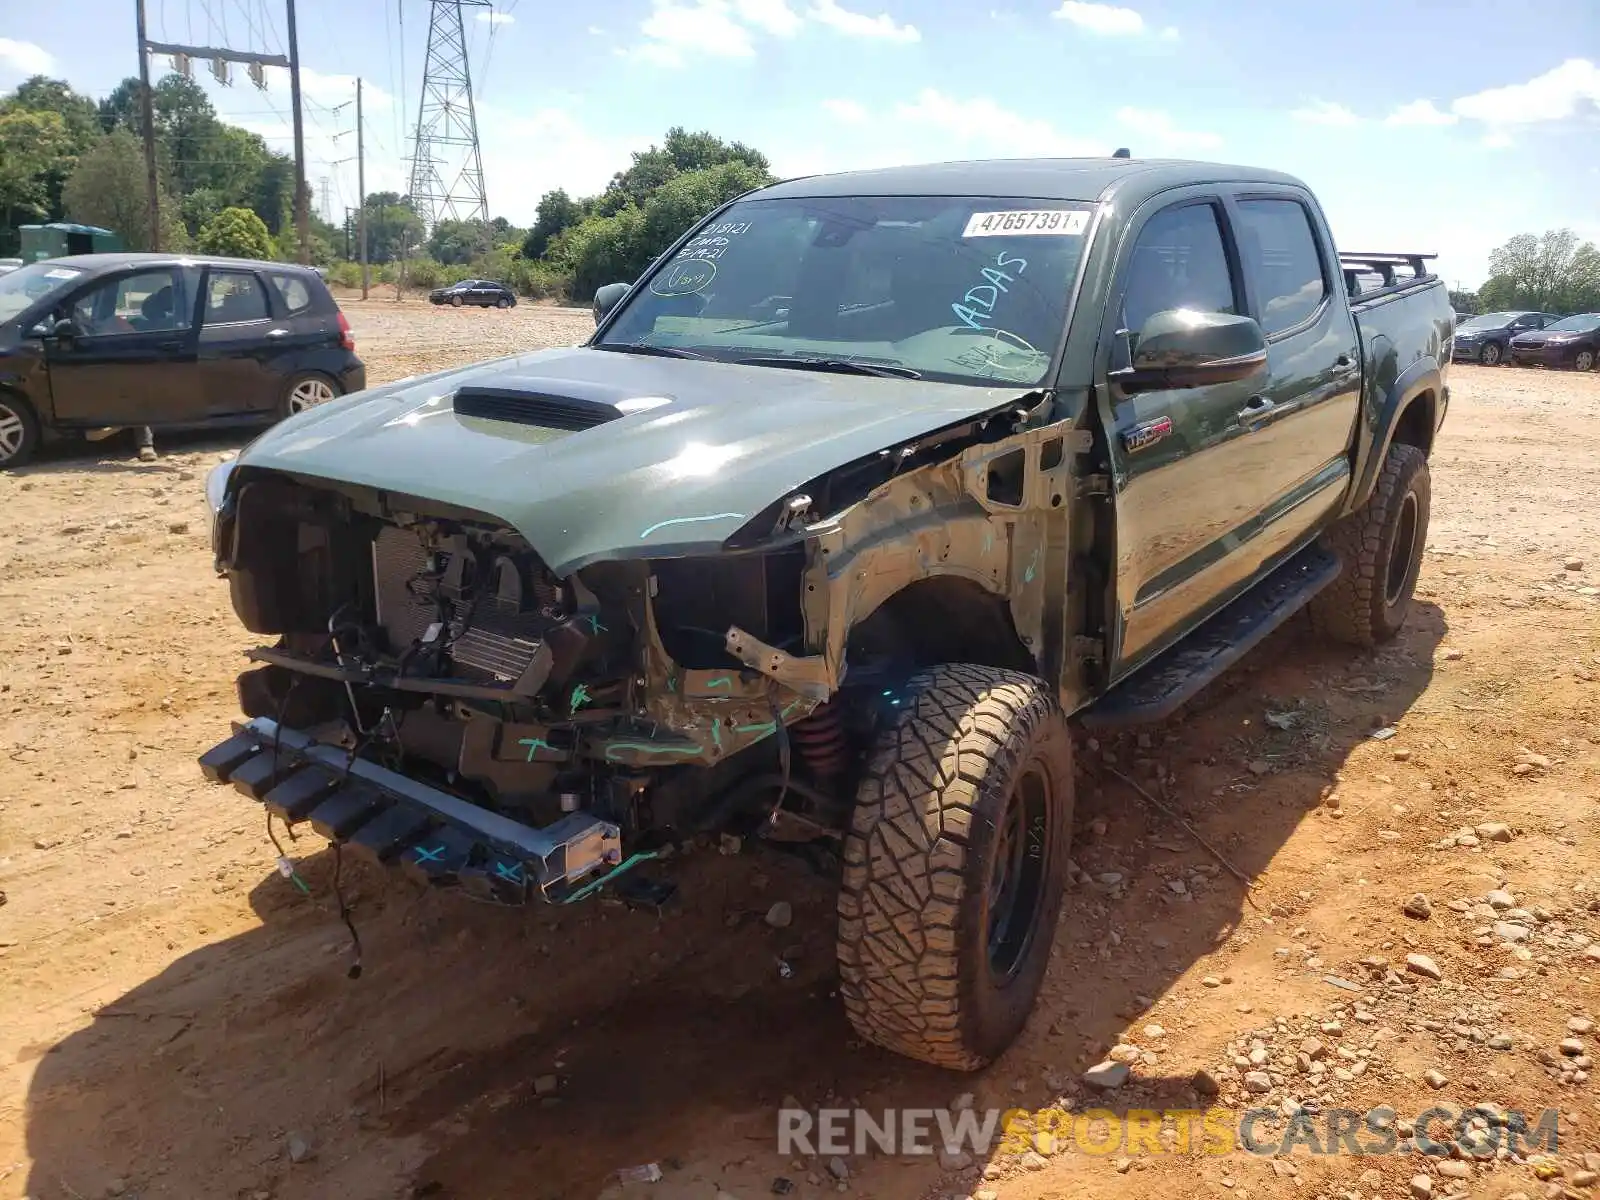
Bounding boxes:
596 195 1094 386
1544 314 1600 333
1457 311 1521 331
0 261 86 323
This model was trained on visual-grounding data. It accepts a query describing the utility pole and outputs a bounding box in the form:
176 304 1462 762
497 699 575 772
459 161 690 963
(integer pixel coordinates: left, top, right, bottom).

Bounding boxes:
286 0 309 263
134 0 161 250
357 77 369 299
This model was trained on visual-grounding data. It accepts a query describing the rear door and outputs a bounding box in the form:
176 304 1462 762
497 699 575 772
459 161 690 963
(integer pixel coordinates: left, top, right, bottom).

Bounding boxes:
196 267 281 416
1220 191 1361 561
262 268 337 359
1100 191 1270 674
43 267 204 426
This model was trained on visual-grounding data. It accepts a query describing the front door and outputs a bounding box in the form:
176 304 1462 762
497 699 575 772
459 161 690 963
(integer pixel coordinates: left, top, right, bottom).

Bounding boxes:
44 268 203 426
1099 194 1271 676
196 268 282 417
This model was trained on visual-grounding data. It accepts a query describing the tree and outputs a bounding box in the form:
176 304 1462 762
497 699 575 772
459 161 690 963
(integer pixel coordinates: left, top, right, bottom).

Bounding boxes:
360 193 424 264
604 127 770 210
2 76 103 225
0 110 71 226
62 129 186 250
197 206 274 259
1482 229 1600 313
522 188 584 259
427 217 494 264
1447 289 1479 315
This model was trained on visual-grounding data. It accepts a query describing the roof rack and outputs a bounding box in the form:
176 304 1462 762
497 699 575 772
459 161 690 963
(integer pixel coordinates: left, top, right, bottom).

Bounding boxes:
1338 251 1437 301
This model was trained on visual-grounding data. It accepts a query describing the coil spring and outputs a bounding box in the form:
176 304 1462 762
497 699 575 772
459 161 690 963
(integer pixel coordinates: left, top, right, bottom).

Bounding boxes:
792 700 850 776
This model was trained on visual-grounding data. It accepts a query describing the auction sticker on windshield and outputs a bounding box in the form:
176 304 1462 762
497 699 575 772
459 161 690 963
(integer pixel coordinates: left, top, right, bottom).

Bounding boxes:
963 210 1088 237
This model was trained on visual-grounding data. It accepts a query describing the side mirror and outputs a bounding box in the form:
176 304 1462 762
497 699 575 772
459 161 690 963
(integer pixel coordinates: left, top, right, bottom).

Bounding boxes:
593 282 631 325
1111 309 1267 393
32 317 81 343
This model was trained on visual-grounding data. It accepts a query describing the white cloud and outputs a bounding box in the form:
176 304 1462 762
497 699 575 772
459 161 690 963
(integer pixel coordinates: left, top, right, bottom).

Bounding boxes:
822 98 869 123
632 0 758 64
1452 58 1600 125
1116 106 1221 152
476 10 515 25
1159 24 1179 39
897 88 1104 157
1291 100 1361 127
0 38 54 76
587 25 605 35
734 0 803 36
299 68 393 111
1386 99 1457 127
807 0 919 42
475 104 653 223
1053 1 1144 35
1482 130 1514 150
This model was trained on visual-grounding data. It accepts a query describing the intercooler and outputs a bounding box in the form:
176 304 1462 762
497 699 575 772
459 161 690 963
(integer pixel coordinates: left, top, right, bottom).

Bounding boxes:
371 525 559 685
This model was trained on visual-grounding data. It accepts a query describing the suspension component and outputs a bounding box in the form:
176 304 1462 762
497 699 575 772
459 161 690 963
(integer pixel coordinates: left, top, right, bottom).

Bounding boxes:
791 700 849 777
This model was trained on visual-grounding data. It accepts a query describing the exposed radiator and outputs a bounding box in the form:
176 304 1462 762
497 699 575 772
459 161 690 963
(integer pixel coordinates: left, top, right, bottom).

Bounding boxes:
371 525 559 685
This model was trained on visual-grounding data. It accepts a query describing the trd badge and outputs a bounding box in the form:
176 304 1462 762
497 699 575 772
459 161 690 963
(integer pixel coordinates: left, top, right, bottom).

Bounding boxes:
1122 415 1173 453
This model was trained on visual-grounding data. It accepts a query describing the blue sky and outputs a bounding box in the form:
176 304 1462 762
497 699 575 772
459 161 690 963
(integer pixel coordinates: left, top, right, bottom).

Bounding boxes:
3 0 1597 286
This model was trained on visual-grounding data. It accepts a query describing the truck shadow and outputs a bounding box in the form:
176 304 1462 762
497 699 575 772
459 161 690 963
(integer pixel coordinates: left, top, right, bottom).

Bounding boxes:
20 603 1445 1200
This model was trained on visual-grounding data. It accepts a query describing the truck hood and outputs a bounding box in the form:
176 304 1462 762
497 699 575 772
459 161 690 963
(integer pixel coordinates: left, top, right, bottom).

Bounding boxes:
237 345 1032 575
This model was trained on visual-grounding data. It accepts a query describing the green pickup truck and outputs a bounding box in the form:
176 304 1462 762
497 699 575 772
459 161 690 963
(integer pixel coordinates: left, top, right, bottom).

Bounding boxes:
199 157 1451 1071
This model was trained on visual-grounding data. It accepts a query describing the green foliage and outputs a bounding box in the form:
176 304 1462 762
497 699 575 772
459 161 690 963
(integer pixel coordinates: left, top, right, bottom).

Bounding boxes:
427 217 495 265
197 206 274 259
1480 229 1600 315
61 129 186 251
1447 289 1479 315
360 193 425 264
604 126 770 210
0 110 71 223
522 188 584 259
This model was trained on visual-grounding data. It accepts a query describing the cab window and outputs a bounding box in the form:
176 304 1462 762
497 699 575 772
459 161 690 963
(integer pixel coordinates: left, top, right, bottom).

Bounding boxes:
204 272 270 324
68 270 188 336
1118 201 1238 361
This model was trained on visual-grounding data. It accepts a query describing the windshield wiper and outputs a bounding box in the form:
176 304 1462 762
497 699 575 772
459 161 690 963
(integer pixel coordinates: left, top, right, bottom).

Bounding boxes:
597 342 713 360
731 354 922 379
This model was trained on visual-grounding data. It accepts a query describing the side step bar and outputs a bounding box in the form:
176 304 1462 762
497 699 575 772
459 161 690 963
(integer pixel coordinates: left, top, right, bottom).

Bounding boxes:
198 716 621 904
1080 544 1341 730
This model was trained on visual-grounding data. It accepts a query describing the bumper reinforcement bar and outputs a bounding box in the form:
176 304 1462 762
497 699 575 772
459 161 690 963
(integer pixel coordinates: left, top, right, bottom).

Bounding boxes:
199 716 621 903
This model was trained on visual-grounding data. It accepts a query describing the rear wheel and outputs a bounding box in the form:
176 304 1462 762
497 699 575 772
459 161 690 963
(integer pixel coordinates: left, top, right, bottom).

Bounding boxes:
1575 349 1595 372
280 372 339 418
837 664 1074 1070
496 296 510 309
1310 442 1430 647
0 394 40 470
1479 341 1502 366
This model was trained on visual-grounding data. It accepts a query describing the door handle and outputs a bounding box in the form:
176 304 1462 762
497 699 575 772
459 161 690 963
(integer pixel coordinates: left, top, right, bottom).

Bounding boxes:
1335 353 1352 367
1237 394 1276 424
266 328 289 338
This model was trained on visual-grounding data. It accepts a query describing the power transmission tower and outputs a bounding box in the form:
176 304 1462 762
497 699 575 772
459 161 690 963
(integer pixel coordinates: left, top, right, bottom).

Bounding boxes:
407 0 490 231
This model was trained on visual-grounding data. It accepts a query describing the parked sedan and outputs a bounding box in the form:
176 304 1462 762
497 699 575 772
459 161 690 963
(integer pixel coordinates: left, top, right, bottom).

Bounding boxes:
428 278 517 308
1450 310 1561 365
0 253 365 469
1510 313 1600 371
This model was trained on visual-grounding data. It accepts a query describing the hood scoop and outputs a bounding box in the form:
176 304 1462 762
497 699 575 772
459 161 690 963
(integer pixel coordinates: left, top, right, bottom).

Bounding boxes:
454 384 624 432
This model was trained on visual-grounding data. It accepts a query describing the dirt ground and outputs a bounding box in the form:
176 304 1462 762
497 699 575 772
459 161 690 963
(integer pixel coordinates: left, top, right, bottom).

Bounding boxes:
1 297 1597 1200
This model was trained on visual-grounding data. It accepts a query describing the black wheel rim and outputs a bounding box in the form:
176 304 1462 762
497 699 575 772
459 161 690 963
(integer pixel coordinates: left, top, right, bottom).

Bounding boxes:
986 763 1051 981
1385 489 1420 608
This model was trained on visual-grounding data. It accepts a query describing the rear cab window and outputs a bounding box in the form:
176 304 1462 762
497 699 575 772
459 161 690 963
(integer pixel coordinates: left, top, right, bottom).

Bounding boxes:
1232 198 1328 335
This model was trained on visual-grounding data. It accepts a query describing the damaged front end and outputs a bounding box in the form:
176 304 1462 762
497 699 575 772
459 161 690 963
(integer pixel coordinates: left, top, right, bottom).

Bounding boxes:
198 382 1087 905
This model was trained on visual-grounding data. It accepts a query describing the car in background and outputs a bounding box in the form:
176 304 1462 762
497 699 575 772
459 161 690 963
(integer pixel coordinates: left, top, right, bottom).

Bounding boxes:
428 278 517 308
1510 313 1600 372
0 253 365 469
1451 310 1561 365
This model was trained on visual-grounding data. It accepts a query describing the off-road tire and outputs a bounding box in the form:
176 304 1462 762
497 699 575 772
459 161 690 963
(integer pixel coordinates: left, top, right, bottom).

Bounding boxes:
837 663 1074 1071
0 392 40 470
1479 341 1502 366
1310 442 1430 647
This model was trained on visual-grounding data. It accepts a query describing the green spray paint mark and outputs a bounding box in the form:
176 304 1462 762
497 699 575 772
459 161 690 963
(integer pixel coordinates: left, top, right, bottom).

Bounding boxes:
585 614 607 635
1024 547 1039 583
705 675 732 690
568 683 592 714
518 737 552 762
711 719 723 750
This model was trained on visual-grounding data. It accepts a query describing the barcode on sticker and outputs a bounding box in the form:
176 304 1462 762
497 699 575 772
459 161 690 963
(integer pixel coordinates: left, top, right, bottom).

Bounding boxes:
962 210 1088 237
